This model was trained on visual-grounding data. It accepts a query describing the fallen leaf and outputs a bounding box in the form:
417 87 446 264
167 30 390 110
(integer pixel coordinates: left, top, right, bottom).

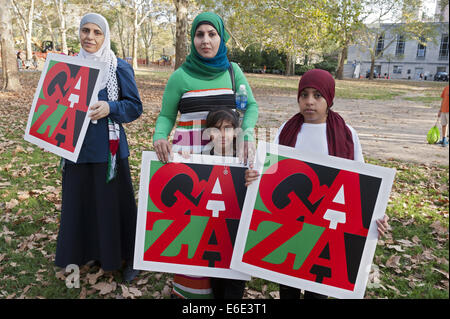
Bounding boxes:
269 291 280 299
386 255 401 268
91 281 117 295
430 221 447 235
86 268 104 285
387 244 405 252
17 191 30 201
161 285 171 297
79 287 87 299
5 199 19 210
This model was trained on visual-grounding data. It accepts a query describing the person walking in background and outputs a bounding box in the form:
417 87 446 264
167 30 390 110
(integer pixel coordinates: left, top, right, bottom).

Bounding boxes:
436 85 449 147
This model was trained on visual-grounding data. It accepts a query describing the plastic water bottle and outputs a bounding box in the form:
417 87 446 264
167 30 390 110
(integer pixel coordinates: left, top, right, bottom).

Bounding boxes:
235 84 248 113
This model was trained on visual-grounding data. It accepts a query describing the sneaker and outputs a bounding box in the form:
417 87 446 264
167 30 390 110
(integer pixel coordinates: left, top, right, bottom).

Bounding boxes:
436 139 443 145
442 138 448 147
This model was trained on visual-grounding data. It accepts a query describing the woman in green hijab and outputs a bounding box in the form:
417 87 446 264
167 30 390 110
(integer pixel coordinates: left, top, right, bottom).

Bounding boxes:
153 12 258 163
152 12 258 299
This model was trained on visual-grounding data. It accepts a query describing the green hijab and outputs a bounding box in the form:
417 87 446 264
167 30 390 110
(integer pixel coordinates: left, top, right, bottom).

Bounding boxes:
181 12 231 80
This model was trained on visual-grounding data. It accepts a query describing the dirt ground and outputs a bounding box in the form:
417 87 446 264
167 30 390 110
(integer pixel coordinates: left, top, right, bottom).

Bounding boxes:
254 92 449 166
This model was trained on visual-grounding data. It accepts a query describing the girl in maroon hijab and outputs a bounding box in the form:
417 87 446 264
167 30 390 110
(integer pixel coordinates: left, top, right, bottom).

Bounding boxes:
245 69 389 299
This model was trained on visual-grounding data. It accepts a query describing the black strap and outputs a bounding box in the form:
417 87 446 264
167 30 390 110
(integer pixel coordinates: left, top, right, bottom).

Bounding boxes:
228 63 236 93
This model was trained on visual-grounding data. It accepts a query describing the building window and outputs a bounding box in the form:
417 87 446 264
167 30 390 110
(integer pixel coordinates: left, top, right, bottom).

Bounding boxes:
393 65 403 74
376 35 384 56
395 35 405 56
439 34 449 59
416 37 426 59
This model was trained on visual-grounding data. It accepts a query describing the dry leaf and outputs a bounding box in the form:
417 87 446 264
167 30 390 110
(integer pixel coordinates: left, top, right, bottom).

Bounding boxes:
386 255 401 268
79 287 87 299
86 268 104 285
5 199 19 210
387 244 405 252
91 281 116 295
17 191 30 201
128 287 142 298
269 291 280 299
161 285 171 297
430 221 447 235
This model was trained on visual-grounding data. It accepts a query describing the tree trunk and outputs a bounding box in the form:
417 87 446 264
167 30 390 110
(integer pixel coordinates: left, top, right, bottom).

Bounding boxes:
54 0 68 54
369 56 375 80
11 0 34 60
0 0 22 91
25 0 34 60
285 53 295 76
336 46 348 80
43 11 58 52
132 11 139 70
60 19 68 54
174 0 189 70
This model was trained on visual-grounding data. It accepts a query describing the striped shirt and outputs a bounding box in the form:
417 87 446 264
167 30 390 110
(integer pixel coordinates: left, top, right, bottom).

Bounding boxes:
172 88 235 154
172 274 214 299
153 62 258 144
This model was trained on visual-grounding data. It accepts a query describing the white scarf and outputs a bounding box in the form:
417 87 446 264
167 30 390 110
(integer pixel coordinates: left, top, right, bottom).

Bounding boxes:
78 13 120 182
77 13 119 99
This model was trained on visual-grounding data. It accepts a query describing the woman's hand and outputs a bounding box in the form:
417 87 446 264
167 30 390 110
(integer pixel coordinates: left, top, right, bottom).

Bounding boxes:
376 215 390 239
154 138 172 163
89 101 110 120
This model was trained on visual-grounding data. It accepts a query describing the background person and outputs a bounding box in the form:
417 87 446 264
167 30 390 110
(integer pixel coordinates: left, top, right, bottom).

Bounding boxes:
436 85 449 147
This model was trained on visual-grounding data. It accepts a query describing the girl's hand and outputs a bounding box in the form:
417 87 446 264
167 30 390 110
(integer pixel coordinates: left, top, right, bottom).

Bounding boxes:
154 139 172 163
245 168 260 187
89 101 110 120
376 215 390 239
178 149 192 159
238 140 255 166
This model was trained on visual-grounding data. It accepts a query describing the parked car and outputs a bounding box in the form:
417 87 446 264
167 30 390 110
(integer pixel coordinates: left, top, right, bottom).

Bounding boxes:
366 70 379 78
434 72 449 81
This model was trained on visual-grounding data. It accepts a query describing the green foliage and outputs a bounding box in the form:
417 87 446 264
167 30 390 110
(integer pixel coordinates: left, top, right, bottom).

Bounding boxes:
229 45 286 73
313 55 339 74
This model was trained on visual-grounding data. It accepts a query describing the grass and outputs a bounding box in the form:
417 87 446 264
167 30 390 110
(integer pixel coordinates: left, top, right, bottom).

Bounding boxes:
0 69 448 299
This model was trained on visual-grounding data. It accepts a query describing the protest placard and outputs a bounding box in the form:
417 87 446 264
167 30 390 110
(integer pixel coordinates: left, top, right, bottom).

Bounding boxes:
231 142 395 298
24 53 105 162
134 152 250 280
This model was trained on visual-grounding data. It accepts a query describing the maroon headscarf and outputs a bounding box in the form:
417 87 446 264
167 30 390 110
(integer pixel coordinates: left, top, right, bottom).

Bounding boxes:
278 69 354 160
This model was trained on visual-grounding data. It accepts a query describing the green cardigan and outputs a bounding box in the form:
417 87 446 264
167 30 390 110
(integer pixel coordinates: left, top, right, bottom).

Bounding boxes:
153 62 258 142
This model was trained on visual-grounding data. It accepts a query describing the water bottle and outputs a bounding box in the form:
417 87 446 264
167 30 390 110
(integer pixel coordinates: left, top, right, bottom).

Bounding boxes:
235 84 248 113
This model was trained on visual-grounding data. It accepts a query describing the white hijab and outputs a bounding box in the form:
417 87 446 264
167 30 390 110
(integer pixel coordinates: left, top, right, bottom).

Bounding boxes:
78 13 118 97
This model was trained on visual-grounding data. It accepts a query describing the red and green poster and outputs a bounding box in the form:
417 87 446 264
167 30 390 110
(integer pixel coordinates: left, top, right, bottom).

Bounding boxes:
133 152 250 280
231 142 395 298
24 53 105 162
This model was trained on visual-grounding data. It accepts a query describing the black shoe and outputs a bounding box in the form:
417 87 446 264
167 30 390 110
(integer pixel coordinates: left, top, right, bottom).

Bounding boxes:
122 264 139 283
86 260 101 268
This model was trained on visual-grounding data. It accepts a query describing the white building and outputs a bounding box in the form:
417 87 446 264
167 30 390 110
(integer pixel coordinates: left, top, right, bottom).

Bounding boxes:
344 1 449 80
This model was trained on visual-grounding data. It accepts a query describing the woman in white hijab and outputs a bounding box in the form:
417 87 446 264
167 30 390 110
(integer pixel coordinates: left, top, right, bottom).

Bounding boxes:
55 13 142 283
